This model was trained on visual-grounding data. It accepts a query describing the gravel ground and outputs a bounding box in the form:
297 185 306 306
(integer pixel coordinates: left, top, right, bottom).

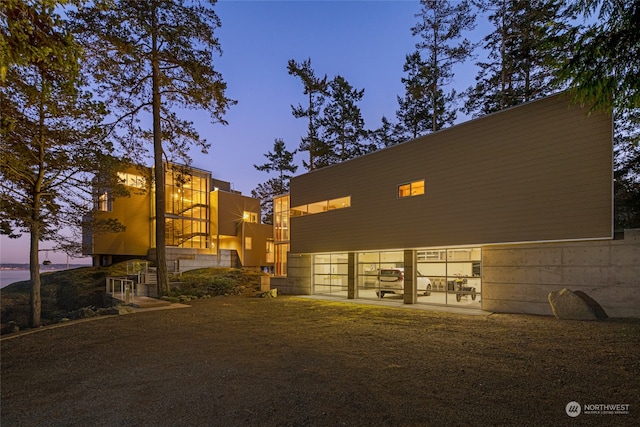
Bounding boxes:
1 295 639 426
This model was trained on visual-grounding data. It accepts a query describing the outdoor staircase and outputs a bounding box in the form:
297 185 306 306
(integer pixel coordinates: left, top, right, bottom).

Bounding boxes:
106 264 170 309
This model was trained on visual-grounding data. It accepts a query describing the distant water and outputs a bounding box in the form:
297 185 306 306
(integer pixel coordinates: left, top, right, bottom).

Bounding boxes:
0 265 91 288
0 270 31 288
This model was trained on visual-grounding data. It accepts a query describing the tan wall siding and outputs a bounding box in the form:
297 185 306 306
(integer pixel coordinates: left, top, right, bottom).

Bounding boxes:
243 223 273 267
290 94 612 254
93 191 151 256
482 229 640 318
216 191 260 236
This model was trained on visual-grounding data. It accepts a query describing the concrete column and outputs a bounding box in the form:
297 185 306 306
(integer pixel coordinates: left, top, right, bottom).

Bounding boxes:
348 252 355 299
404 249 416 304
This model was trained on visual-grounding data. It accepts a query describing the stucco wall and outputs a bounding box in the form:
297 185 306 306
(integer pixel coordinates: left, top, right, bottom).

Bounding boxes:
482 229 640 318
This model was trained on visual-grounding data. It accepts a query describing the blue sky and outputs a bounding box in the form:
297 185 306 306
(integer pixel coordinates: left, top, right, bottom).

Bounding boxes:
2 0 494 264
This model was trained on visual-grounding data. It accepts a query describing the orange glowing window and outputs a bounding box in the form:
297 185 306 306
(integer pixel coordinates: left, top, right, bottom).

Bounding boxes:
398 180 425 198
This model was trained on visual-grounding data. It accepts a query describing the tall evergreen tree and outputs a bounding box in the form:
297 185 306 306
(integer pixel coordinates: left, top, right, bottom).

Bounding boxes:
72 0 234 294
613 109 640 229
252 139 297 224
370 116 404 149
287 58 329 171
558 0 640 113
0 0 115 327
465 0 570 116
556 0 640 228
411 0 475 132
321 75 368 164
395 51 433 140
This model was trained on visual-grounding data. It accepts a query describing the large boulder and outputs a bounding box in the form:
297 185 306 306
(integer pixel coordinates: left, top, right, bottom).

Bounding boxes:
548 288 607 320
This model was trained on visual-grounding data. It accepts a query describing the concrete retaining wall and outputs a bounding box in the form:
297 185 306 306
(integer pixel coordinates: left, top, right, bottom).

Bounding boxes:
274 254 311 295
147 248 239 271
482 229 640 318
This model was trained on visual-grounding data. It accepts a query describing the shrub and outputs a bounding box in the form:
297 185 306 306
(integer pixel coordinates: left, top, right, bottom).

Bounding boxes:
208 276 236 295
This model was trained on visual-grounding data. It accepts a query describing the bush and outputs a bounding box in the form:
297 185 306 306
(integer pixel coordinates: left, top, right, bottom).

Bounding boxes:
180 274 238 296
208 276 236 295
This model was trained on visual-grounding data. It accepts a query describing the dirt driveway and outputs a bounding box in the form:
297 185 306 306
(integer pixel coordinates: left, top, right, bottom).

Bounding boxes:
1 296 638 426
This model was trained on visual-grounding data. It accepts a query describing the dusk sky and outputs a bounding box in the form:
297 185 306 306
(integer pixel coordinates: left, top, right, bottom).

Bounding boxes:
2 0 497 264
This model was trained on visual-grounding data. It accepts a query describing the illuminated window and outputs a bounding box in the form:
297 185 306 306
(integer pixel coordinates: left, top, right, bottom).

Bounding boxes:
328 196 351 210
398 180 425 198
292 196 351 216
398 184 411 198
245 237 252 250
95 191 112 211
243 211 258 223
117 172 146 189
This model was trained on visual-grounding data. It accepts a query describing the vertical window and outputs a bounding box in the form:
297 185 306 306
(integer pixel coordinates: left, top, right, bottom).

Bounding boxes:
398 180 425 198
245 237 252 250
96 191 112 212
273 194 290 276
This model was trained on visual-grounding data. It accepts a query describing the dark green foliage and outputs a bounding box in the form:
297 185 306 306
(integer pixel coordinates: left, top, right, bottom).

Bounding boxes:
370 116 405 149
288 58 330 171
396 52 435 140
465 0 571 116
555 1 640 228
613 109 640 229
321 75 370 163
252 138 297 223
558 0 640 113
0 264 126 329
56 279 82 312
410 0 476 133
1 0 111 327
175 268 265 297
72 0 235 295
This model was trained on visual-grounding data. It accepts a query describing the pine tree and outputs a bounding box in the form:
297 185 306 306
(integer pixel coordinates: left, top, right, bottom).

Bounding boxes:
395 51 433 140
465 0 570 116
556 0 640 228
287 58 329 171
72 0 234 294
321 75 368 164
411 0 476 132
252 139 297 224
0 0 114 327
370 116 404 149
558 0 640 113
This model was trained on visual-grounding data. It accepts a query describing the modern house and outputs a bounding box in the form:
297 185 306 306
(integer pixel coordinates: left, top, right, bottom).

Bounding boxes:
271 93 640 318
83 163 274 272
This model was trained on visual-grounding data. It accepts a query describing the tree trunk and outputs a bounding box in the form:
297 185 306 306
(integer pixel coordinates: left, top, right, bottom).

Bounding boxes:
151 3 169 295
30 74 46 327
308 91 314 171
29 227 41 328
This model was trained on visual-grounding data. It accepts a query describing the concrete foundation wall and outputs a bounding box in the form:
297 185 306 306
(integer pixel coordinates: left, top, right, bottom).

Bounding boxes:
482 229 640 318
275 254 312 295
148 248 239 271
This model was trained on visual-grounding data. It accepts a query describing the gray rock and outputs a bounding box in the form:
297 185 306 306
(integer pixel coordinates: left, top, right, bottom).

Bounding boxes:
116 306 136 315
260 288 278 298
8 321 19 333
548 288 603 320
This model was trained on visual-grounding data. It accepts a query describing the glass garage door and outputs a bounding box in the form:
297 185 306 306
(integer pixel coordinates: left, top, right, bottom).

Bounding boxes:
356 251 404 300
313 253 349 296
416 247 481 308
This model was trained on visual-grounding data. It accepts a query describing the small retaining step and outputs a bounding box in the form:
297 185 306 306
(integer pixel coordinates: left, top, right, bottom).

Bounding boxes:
131 296 172 309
